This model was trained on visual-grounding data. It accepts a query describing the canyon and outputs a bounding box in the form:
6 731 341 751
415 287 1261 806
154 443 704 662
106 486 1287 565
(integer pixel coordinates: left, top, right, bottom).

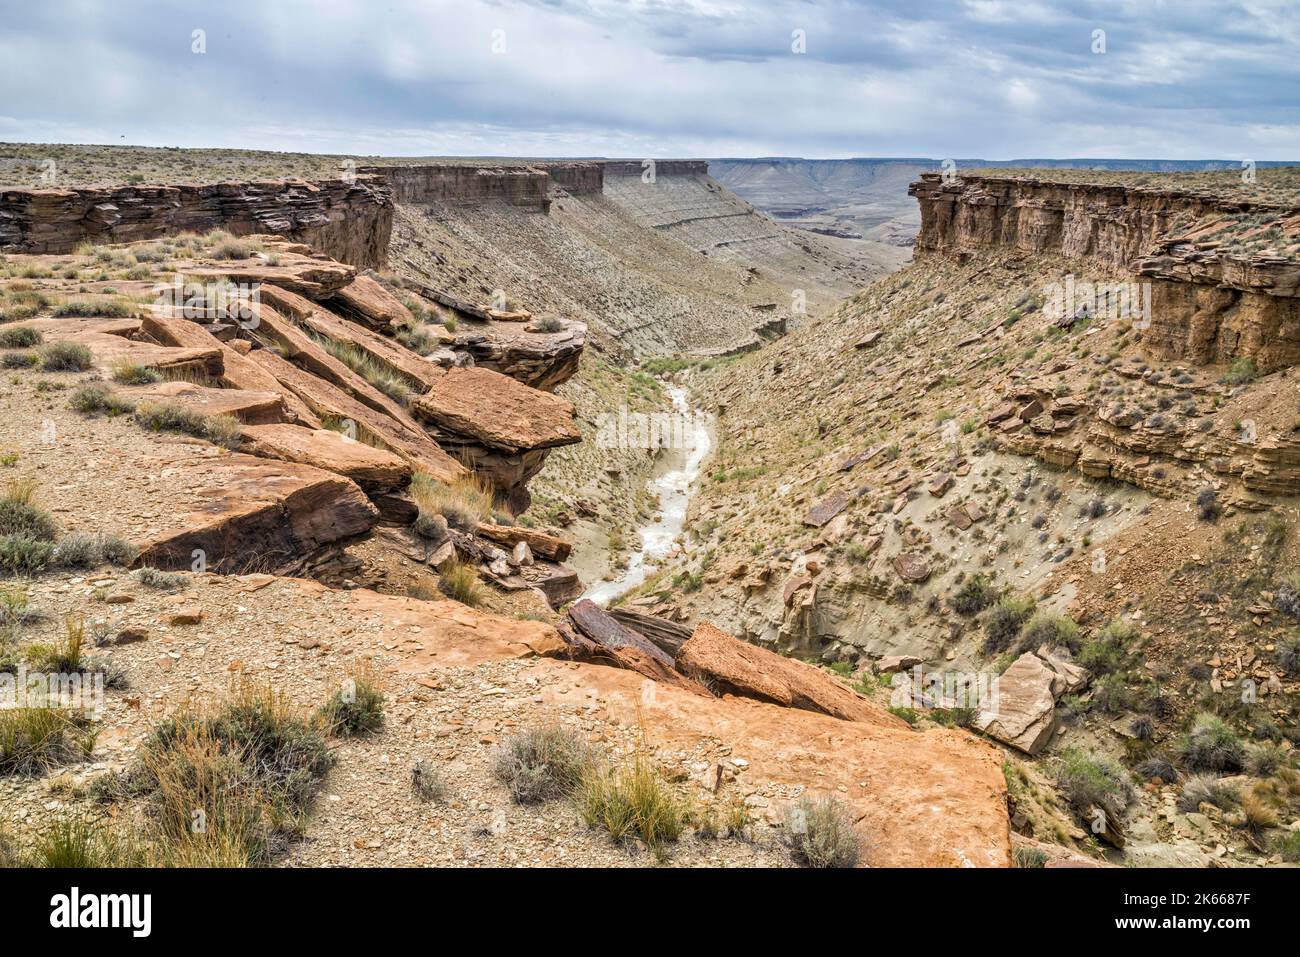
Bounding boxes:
2 147 1300 870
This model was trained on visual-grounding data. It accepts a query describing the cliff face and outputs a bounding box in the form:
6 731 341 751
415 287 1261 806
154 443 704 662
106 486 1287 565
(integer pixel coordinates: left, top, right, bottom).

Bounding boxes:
0 177 393 268
909 172 1300 372
362 164 551 210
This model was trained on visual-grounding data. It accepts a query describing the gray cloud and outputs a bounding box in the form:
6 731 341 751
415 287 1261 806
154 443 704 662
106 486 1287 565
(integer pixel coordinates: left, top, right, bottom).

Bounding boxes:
0 0 1297 158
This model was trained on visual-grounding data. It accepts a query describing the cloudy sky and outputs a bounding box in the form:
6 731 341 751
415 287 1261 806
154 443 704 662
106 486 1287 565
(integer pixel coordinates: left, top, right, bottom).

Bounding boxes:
1 0 1298 159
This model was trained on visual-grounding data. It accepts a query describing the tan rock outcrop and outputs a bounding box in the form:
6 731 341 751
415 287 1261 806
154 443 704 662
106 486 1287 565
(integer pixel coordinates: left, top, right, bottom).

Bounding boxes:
238 423 412 494
133 454 378 574
676 621 908 729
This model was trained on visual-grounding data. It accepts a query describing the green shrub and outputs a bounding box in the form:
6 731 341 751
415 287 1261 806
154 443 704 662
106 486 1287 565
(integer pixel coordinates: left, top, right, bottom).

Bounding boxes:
784 794 861 868
1052 747 1134 819
950 574 995 616
0 326 42 348
1222 356 1257 385
38 342 94 371
1078 619 1136 674
982 594 1036 653
1019 612 1078 652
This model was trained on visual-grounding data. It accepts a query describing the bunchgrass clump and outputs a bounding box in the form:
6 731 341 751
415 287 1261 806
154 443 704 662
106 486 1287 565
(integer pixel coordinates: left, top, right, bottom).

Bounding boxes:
111 362 161 385
784 794 861 868
315 661 385 737
438 559 484 607
1178 773 1239 812
411 759 447 803
492 725 594 804
410 470 495 533
134 401 241 449
575 752 685 852
125 678 335 866
1179 712 1244 772
0 707 94 775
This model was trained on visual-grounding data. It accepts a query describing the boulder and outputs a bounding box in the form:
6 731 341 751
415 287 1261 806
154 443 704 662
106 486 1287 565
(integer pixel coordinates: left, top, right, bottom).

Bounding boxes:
973 651 1060 754
892 553 932 582
411 366 580 452
675 621 908 730
474 522 572 562
133 454 379 575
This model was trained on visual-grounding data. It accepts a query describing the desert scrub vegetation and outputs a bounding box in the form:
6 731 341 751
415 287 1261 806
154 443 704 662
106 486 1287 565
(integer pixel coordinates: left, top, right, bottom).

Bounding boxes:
50 296 135 319
1221 356 1258 385
52 531 136 569
38 341 94 372
0 325 42 348
438 559 484 607
492 724 594 804
1177 773 1239 812
575 751 686 854
1077 618 1137 674
107 678 335 866
70 382 135 416
133 401 241 449
950 574 995 616
1179 712 1245 772
411 759 447 803
1052 748 1134 825
981 593 1036 654
0 286 51 322
134 566 187 590
315 660 385 737
0 707 96 776
110 361 161 385
784 794 861 868
410 470 494 534
0 479 57 576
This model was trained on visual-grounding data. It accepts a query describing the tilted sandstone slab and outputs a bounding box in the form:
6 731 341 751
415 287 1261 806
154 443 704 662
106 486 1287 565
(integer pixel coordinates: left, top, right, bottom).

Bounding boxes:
133 453 378 574
454 321 586 391
24 316 142 337
119 381 285 425
58 330 223 377
184 251 356 298
239 423 411 494
218 343 321 427
676 621 908 730
411 366 580 452
328 273 418 331
246 346 464 483
258 284 446 391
